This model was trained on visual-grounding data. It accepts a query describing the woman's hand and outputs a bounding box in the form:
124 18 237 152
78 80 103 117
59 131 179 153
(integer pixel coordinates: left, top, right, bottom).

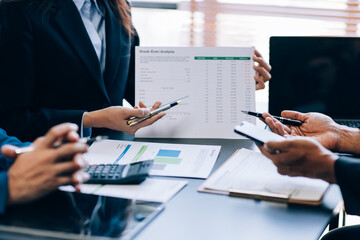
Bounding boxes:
253 49 272 90
83 101 166 134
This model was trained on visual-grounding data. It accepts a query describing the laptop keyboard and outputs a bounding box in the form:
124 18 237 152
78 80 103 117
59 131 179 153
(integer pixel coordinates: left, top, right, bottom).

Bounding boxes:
335 120 360 128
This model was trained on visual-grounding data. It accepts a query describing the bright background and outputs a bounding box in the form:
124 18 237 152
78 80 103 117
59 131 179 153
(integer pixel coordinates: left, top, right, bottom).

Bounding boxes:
130 0 360 233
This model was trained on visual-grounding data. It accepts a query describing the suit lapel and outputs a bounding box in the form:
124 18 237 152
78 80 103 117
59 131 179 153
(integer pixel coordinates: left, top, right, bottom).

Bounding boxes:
52 0 110 103
102 0 123 91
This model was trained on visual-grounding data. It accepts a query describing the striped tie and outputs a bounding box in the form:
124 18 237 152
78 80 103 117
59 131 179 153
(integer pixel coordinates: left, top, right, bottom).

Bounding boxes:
81 0 102 60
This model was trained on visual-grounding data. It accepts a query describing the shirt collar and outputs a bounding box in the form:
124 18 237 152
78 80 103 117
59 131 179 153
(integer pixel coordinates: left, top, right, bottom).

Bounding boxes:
73 0 104 17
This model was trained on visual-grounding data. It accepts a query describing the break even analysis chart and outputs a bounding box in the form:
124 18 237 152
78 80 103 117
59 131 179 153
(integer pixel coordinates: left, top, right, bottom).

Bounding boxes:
135 47 256 139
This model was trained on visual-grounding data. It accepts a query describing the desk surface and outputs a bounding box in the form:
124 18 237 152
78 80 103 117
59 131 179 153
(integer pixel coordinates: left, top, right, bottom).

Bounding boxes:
0 138 342 240
134 138 342 240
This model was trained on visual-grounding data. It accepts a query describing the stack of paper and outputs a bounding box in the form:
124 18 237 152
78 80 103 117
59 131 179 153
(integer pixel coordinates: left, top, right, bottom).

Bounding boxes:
60 178 187 203
199 148 330 205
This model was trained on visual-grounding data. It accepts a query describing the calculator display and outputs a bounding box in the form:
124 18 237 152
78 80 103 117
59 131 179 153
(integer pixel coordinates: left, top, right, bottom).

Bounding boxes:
127 163 141 176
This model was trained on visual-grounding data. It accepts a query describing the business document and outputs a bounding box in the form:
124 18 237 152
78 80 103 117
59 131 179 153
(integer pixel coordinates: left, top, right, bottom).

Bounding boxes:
199 149 329 204
84 139 221 179
60 178 187 203
135 47 256 139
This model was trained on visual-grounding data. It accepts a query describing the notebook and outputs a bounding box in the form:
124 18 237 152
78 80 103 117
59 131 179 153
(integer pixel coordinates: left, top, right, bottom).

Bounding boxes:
198 148 330 205
269 36 360 128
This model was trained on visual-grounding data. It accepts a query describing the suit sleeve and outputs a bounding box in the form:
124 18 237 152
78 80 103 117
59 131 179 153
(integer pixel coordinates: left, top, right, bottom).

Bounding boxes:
0 128 28 215
0 128 29 171
335 156 360 216
0 3 86 142
123 33 139 107
0 172 9 214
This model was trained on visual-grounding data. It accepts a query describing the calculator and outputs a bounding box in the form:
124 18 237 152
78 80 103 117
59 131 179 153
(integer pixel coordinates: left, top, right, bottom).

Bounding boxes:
83 160 153 185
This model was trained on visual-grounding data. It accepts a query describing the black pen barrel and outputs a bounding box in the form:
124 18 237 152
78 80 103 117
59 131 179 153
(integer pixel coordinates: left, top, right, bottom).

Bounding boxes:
277 118 302 126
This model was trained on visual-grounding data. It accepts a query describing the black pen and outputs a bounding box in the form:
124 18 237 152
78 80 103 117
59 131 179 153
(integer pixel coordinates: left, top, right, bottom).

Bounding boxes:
14 135 108 155
241 110 302 127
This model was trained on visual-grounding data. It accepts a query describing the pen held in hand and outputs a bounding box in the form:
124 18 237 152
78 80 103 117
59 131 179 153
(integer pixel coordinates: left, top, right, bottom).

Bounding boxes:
241 110 302 127
14 135 108 155
127 96 188 126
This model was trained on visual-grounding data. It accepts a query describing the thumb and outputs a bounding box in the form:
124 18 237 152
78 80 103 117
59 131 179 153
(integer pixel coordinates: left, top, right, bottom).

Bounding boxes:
1 145 19 159
126 108 150 118
264 139 294 152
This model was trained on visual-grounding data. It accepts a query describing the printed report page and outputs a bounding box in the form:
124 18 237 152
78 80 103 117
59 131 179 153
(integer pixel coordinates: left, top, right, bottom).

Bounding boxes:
135 47 256 139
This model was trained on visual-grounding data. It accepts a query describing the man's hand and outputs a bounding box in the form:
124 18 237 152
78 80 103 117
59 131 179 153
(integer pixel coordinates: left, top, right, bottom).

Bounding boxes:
83 101 166 134
3 123 89 205
263 111 360 154
253 49 272 90
259 137 339 183
263 111 341 151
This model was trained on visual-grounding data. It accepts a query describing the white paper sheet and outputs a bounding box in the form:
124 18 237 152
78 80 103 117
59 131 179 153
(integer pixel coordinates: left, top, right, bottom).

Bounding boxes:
135 47 256 139
84 139 221 179
202 148 329 201
59 178 187 203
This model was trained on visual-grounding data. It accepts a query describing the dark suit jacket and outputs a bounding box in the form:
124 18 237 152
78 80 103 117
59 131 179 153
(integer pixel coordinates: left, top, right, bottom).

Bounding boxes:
335 155 360 216
0 0 138 142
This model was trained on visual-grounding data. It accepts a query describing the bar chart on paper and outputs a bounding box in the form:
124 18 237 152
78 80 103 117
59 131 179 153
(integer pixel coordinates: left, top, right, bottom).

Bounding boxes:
154 149 182 164
84 140 221 178
135 47 256 139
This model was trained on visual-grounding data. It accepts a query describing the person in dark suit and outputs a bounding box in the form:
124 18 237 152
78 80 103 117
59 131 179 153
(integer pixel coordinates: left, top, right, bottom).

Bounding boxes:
0 123 89 214
0 0 165 142
0 0 271 142
259 111 360 239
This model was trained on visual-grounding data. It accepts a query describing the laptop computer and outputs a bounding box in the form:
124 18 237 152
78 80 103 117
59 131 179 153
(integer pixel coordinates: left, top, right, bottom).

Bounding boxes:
269 36 360 128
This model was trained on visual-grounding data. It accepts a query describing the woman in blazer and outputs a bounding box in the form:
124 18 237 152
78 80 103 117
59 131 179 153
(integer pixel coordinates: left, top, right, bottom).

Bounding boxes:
0 0 271 142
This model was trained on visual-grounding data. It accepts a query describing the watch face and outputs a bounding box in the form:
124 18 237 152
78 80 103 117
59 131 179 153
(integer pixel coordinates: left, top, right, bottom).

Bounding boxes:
0 191 163 239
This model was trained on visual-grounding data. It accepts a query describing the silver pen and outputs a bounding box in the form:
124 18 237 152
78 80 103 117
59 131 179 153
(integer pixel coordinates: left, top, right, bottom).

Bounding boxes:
14 135 108 155
127 96 188 126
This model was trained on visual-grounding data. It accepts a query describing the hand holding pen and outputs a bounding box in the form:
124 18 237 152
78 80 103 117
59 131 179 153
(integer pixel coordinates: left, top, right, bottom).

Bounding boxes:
82 102 166 135
241 110 302 136
124 101 167 133
241 111 302 126
127 96 188 127
243 110 341 151
261 111 344 152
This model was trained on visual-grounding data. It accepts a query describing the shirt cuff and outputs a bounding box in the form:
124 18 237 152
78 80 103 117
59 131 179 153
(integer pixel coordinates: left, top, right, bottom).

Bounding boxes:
81 112 92 138
0 172 9 214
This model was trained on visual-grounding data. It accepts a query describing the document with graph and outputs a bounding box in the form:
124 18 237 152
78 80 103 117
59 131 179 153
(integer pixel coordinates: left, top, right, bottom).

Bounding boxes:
135 47 256 139
84 139 221 179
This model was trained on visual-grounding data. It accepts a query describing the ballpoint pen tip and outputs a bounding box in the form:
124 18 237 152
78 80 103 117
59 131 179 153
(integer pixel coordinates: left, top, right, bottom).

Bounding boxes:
241 110 247 114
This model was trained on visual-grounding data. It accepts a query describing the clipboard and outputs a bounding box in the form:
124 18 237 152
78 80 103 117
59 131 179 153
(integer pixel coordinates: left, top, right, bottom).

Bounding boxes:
198 149 330 206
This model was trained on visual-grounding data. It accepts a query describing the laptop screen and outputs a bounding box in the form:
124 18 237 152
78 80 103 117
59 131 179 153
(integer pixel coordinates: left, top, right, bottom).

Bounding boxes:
269 36 360 119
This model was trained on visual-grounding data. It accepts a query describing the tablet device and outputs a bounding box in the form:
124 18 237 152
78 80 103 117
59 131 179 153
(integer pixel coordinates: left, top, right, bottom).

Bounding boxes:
234 121 284 145
0 190 164 240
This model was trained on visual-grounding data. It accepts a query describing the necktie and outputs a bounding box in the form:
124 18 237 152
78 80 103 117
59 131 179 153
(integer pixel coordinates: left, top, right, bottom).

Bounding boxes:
81 0 102 60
